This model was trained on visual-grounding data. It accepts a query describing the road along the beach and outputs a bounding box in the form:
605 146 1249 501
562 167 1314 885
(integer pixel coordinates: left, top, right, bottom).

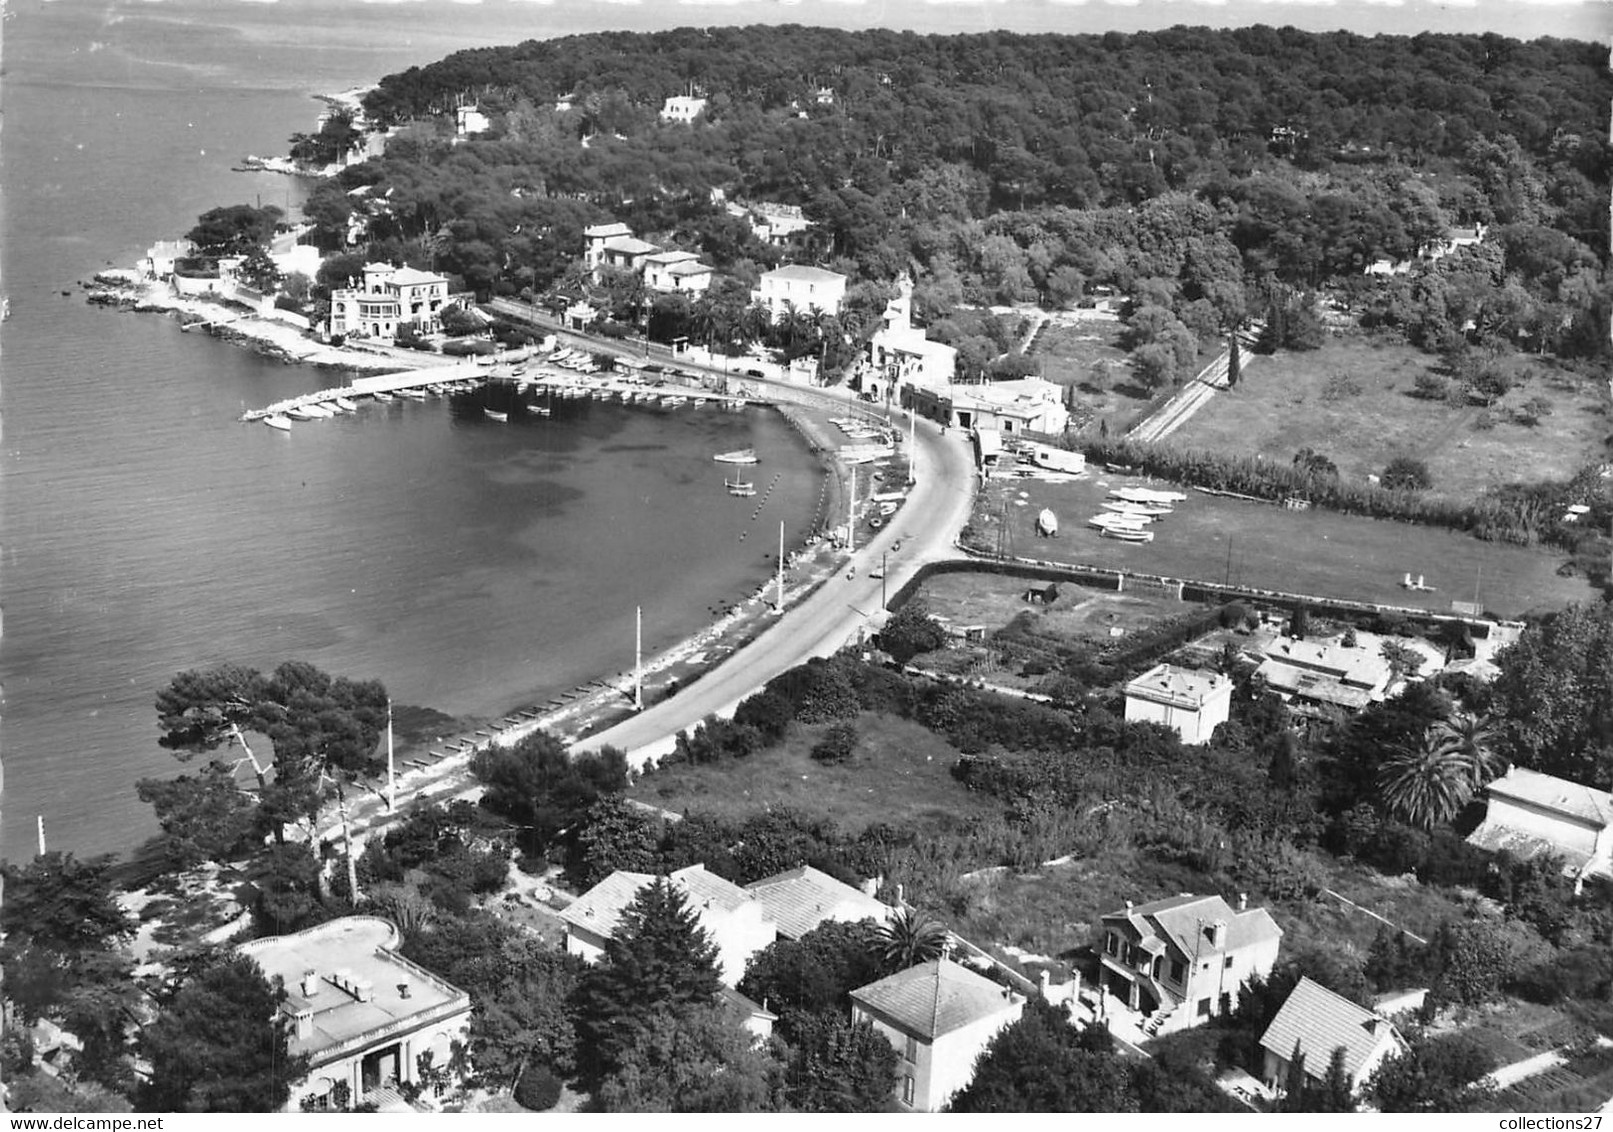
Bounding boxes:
573 405 979 769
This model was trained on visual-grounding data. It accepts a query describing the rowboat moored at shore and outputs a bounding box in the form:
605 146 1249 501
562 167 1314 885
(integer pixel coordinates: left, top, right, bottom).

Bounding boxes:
714 448 759 465
263 414 292 432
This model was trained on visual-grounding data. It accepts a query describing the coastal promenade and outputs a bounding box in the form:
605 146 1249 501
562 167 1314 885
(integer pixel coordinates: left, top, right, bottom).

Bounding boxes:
572 399 978 768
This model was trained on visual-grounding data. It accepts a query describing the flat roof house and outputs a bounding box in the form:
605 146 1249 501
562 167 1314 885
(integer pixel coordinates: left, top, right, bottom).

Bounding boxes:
850 958 1024 1112
1467 766 1613 891
1124 663 1233 746
1099 893 1282 1037
1260 977 1408 1103
659 96 708 124
1254 635 1393 718
240 917 472 1112
560 864 777 986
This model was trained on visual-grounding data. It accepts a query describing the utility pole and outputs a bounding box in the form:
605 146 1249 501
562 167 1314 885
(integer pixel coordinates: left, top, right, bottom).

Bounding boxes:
908 409 917 486
634 606 644 710
386 699 396 813
848 465 856 554
36 815 46 857
882 550 889 608
776 521 785 612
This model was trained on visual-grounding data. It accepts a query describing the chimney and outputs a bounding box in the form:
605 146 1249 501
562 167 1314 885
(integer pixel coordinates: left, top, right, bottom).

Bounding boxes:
1207 919 1227 948
1238 892 1248 913
398 983 411 1000
301 970 319 997
1124 899 1134 911
1039 970 1052 999
291 1008 313 1040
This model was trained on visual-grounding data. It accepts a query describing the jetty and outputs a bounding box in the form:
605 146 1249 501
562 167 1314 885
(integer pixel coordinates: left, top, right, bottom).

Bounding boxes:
241 363 768 422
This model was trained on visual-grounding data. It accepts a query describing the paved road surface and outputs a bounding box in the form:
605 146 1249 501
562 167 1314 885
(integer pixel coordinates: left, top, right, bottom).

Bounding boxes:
574 402 979 767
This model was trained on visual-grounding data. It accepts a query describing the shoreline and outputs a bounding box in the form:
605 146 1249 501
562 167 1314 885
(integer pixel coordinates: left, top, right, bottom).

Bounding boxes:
86 268 892 853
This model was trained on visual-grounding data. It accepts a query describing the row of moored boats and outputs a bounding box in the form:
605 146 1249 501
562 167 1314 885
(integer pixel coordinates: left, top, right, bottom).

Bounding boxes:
262 379 484 431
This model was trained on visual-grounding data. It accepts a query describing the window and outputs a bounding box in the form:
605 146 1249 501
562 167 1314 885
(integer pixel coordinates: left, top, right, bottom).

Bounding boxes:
1197 997 1212 1018
902 1076 916 1106
904 1034 918 1064
1169 959 1186 985
1106 934 1119 958
1224 956 1235 970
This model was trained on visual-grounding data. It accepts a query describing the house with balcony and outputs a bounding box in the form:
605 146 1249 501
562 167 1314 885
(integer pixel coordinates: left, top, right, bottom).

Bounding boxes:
849 958 1024 1112
1260 978 1407 1103
240 916 472 1111
1124 663 1233 745
752 265 846 321
1467 766 1613 892
326 262 448 341
1098 893 1282 1037
560 864 777 987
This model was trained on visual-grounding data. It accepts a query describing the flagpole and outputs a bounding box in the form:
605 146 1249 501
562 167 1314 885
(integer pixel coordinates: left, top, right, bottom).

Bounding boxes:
634 605 644 710
848 464 856 554
776 520 785 612
36 815 46 857
386 699 396 813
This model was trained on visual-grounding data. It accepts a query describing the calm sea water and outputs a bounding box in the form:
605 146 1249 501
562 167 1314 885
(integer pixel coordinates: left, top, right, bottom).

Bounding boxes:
1 0 1596 864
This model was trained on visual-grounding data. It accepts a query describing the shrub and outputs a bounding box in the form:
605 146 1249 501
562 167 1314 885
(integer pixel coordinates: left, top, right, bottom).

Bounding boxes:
514 1066 563 1111
810 722 859 764
1381 457 1433 491
1412 372 1450 400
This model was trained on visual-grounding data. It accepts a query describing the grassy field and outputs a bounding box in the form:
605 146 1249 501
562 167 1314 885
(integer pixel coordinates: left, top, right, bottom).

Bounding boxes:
1030 317 1164 434
1165 336 1610 503
974 469 1597 620
916 572 1182 642
628 711 1002 835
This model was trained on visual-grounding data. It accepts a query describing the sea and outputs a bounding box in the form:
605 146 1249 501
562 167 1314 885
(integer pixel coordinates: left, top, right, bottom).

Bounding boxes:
1 0 1599 866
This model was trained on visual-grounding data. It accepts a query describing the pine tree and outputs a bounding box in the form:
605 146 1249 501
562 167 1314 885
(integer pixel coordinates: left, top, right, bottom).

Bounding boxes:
573 878 724 1092
138 950 309 1112
1227 332 1241 387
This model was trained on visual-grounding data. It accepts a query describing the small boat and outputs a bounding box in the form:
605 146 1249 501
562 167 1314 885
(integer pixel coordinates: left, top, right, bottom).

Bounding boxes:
397 387 428 401
726 475 756 497
284 405 316 421
484 407 509 422
1035 508 1058 536
1111 486 1188 505
1102 501 1169 519
334 396 358 412
526 403 552 417
263 414 293 432
372 391 396 403
714 448 759 465
1088 513 1147 532
303 402 335 419
1102 526 1155 543
693 398 708 408
665 396 686 408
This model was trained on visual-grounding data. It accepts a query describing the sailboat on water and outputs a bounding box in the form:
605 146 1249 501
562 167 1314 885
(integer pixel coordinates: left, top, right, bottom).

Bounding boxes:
725 473 756 497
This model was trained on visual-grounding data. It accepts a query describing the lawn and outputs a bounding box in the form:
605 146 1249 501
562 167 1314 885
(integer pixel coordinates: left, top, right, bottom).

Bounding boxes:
972 467 1597 620
916 572 1183 644
628 711 1003 835
1165 335 1610 504
1030 316 1165 434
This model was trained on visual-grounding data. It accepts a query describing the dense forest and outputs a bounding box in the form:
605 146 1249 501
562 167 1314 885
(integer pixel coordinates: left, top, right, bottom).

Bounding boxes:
293 25 1610 365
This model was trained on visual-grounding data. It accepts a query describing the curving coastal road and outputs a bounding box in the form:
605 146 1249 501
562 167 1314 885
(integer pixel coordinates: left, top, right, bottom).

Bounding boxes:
573 398 979 768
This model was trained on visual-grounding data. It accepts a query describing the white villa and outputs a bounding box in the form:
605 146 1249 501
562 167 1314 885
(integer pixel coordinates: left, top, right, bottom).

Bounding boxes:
1124 663 1233 745
241 917 472 1112
752 265 846 321
659 96 707 124
327 262 449 341
871 274 958 399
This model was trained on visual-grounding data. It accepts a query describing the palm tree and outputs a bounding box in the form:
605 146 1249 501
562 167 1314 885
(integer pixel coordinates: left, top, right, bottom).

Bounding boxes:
1380 640 1423 685
1432 710 1503 788
872 907 950 972
1377 729 1477 830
